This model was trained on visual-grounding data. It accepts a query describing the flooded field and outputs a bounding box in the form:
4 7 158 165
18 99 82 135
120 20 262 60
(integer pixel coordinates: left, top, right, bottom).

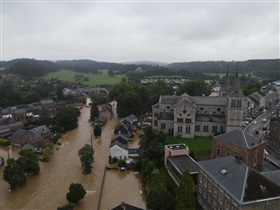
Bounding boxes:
0 106 146 210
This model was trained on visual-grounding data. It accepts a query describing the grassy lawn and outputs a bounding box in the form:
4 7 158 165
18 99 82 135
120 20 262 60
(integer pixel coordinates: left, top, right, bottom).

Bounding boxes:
41 69 126 85
166 136 213 160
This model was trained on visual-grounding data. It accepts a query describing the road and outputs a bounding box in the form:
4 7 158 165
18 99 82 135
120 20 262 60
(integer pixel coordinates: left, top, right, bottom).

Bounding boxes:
245 106 280 169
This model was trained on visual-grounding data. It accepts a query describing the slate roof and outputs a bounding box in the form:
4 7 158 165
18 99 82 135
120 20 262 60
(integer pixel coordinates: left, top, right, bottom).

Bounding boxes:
261 171 280 187
192 96 227 106
214 129 262 149
198 156 280 203
123 114 137 124
109 140 128 150
111 134 129 145
29 125 51 137
158 112 174 120
10 129 28 140
93 115 107 124
195 114 226 123
111 202 144 210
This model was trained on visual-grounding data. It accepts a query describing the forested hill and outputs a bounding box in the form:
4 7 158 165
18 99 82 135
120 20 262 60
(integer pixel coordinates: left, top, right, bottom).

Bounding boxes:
167 59 280 79
1 58 279 80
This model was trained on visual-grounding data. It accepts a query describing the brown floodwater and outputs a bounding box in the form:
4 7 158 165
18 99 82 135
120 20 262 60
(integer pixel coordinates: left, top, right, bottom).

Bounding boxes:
0 104 146 210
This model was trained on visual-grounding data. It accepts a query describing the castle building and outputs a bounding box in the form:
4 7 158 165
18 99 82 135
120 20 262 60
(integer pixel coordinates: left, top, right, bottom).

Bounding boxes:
152 67 248 138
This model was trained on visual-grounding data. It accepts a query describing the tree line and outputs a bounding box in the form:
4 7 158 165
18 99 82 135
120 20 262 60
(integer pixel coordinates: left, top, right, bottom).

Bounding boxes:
1 58 278 80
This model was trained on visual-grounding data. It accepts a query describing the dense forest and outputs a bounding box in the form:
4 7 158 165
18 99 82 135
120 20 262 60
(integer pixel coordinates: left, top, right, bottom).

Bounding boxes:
167 59 280 79
1 58 279 80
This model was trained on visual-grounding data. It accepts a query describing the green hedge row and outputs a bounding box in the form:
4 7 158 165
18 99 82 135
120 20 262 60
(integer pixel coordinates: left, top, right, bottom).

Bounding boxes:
0 138 11 146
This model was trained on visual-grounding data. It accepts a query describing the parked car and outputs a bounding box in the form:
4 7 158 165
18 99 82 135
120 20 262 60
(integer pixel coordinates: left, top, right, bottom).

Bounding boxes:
253 121 257 125
262 118 267 122
255 130 259 134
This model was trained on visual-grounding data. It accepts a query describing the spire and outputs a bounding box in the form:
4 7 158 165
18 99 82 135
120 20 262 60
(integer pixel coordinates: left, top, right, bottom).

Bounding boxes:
229 62 244 97
225 64 231 92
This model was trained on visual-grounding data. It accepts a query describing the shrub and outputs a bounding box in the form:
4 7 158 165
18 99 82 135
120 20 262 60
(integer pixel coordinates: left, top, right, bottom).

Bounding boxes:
0 138 10 146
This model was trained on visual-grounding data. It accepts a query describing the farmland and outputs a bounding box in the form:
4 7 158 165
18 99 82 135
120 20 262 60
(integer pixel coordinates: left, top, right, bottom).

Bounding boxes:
41 69 126 85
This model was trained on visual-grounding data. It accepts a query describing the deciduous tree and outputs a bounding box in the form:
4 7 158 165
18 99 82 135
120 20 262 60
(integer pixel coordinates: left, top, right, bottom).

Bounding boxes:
66 183 86 204
78 144 94 174
176 170 195 210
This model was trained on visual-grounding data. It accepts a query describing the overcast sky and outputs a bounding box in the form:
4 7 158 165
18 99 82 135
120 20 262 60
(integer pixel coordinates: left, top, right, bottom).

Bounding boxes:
1 0 279 63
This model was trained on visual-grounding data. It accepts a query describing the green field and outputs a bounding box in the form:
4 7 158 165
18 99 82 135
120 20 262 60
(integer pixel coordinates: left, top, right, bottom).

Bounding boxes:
42 69 126 85
166 136 213 160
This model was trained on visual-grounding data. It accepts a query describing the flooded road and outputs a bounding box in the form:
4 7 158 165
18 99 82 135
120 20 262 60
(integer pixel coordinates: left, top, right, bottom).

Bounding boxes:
0 105 146 210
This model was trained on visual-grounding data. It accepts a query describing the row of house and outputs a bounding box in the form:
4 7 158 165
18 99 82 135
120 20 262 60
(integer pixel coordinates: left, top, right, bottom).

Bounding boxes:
164 129 280 210
9 125 53 152
109 114 140 162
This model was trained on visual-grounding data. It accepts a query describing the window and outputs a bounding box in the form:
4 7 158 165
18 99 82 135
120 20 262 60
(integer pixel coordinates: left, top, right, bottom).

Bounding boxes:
225 201 230 210
208 195 211 204
221 126 224 132
186 118 192 123
177 118 183 123
195 125 200 131
204 178 207 187
161 123 166 129
212 126 218 133
178 126 183 133
208 184 212 193
233 199 238 206
203 125 208 132
186 126 191 134
217 149 221 155
154 120 158 126
203 190 207 199
234 147 239 153
226 152 231 157
199 185 202 193
213 202 217 210
217 142 221 147
219 195 223 204
213 190 217 198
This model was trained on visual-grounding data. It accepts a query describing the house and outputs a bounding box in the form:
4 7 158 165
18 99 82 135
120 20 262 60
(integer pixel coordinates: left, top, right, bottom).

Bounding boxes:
109 139 129 160
40 99 55 110
0 121 24 138
197 156 280 210
164 144 199 186
12 108 27 121
93 115 107 126
111 202 144 210
122 114 137 125
10 125 52 147
152 69 248 138
114 122 133 137
23 136 44 153
212 129 265 168
10 129 32 147
269 117 280 146
98 103 113 120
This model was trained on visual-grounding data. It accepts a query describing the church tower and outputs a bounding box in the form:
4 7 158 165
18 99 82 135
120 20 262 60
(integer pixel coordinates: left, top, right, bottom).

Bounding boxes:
226 63 248 131
220 64 231 97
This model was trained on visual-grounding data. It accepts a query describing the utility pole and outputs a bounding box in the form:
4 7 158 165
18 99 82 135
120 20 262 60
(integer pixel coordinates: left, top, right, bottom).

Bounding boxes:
90 131 93 148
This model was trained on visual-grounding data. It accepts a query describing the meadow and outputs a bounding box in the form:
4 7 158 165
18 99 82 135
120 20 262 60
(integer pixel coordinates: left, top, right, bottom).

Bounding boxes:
42 69 126 85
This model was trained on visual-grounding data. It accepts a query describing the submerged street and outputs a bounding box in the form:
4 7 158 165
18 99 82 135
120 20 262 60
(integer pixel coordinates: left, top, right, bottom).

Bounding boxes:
0 106 146 210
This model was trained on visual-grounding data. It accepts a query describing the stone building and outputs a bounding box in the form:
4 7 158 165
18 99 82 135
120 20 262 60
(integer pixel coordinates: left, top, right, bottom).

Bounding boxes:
269 116 280 146
197 156 280 210
152 69 248 138
212 129 265 168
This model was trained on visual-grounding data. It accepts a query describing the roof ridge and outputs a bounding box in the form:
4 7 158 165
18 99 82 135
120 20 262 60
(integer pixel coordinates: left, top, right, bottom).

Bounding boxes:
242 131 249 148
241 167 249 203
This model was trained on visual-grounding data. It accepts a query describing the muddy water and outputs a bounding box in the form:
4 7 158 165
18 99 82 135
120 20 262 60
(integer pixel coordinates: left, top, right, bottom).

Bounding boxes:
0 105 146 210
